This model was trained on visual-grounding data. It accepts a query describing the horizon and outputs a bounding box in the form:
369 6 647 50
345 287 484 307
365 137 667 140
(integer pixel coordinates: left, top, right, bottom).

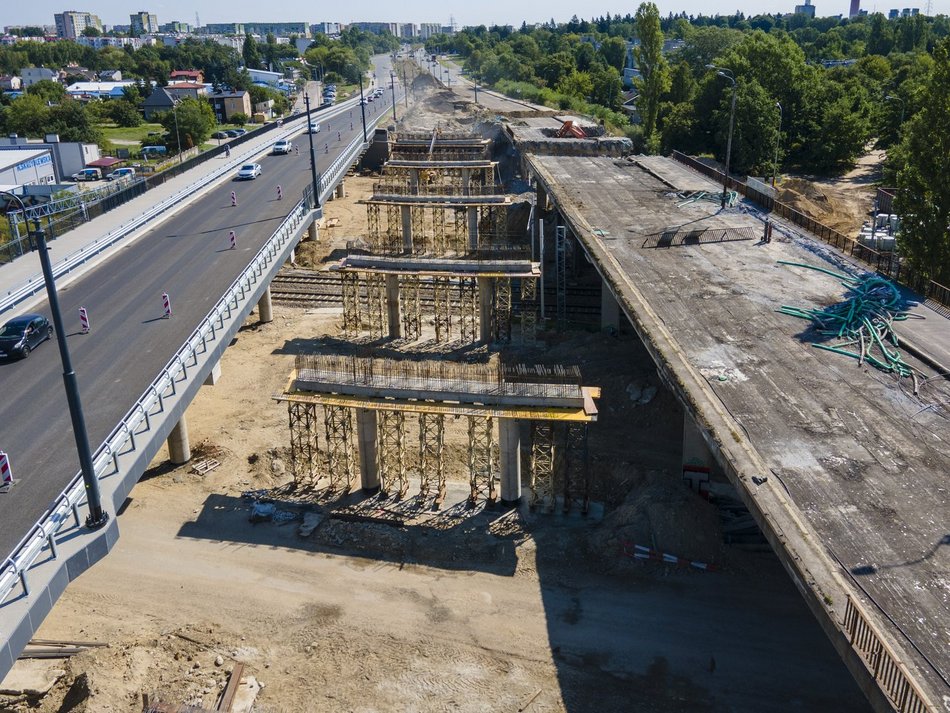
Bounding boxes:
13 0 949 32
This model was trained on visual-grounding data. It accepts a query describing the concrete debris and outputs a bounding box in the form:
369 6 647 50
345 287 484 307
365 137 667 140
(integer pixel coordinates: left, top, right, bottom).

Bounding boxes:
626 381 657 406
298 511 325 537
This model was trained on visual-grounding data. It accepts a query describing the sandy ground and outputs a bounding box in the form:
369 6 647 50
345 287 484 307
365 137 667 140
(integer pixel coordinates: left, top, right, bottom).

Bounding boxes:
0 83 872 713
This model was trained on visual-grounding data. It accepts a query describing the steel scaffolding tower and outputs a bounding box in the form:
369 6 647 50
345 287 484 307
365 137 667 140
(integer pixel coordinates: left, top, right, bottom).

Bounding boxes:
323 405 355 492
418 413 446 503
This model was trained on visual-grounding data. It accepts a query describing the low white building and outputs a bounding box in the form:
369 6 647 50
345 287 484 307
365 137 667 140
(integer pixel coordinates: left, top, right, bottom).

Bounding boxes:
0 148 56 188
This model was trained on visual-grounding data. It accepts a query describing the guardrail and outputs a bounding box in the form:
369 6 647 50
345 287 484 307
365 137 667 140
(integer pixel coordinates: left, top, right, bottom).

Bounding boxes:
843 596 935 713
0 97 392 610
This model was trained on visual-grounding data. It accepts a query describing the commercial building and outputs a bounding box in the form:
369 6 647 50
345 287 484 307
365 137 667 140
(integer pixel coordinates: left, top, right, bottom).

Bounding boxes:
65 80 137 99
130 11 159 35
54 11 102 40
0 148 56 188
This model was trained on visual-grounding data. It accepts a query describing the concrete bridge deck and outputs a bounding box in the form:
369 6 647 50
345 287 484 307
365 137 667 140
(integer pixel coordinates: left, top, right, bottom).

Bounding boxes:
527 153 950 709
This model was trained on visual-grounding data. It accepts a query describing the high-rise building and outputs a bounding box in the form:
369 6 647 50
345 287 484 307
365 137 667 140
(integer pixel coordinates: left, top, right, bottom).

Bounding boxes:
312 22 341 36
159 21 191 33
418 23 442 39
399 23 417 39
849 0 861 16
242 22 310 37
794 0 817 16
130 11 159 35
350 22 399 36
54 11 103 40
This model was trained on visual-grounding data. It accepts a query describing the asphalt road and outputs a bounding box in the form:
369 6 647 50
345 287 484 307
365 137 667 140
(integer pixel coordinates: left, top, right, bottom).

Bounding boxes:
0 59 401 562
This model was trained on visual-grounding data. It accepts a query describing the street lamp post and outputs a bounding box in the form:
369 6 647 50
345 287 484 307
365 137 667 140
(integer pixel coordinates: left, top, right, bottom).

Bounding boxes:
357 69 368 143
0 191 108 530
707 64 737 208
772 101 783 188
401 65 409 108
390 70 397 121
172 99 183 164
474 73 479 105
303 93 321 207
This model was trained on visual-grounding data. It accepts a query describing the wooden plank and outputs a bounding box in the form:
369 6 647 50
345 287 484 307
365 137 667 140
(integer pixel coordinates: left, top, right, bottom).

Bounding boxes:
217 662 244 712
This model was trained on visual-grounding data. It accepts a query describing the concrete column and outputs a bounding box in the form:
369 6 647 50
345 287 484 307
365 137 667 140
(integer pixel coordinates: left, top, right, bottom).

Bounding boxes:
409 169 419 193
258 286 273 323
307 219 318 242
478 276 493 343
467 206 479 252
289 248 296 263
534 182 546 258
461 168 471 196
356 409 379 492
601 282 621 332
203 361 221 386
682 413 717 491
401 205 413 251
386 274 401 339
498 418 522 505
335 181 346 199
167 413 191 465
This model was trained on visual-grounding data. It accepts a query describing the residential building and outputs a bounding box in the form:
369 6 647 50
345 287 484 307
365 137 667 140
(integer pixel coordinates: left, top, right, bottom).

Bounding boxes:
54 11 102 40
202 23 244 35
419 23 442 40
243 22 309 37
312 22 341 36
142 87 176 119
350 22 399 36
849 0 861 16
0 76 23 91
399 23 417 39
246 68 281 87
166 82 207 101
75 35 146 49
170 69 204 83
795 0 817 16
20 67 57 87
130 11 159 35
98 69 122 81
208 90 252 122
159 21 191 33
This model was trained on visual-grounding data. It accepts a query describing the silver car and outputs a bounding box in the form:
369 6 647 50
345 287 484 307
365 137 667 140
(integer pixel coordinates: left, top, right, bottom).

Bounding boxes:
236 163 262 180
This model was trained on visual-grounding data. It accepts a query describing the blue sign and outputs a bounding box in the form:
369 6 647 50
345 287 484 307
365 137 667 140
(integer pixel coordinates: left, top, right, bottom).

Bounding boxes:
16 153 52 172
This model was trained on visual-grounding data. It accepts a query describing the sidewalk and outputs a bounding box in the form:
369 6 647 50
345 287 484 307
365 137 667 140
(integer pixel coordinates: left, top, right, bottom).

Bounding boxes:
0 111 313 316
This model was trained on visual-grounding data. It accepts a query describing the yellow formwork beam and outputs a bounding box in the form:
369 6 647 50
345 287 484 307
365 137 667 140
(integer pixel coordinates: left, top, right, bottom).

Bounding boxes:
276 389 599 422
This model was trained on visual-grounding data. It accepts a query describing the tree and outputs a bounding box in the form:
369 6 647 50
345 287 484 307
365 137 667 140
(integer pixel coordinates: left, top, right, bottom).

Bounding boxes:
4 94 50 137
81 26 101 37
713 78 780 175
26 79 67 104
242 33 262 70
158 97 214 152
599 36 628 72
108 99 142 127
894 37 950 283
633 2 671 148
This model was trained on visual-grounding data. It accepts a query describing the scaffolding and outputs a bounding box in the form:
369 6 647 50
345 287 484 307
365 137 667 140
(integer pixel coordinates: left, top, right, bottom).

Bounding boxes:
366 274 387 339
378 410 408 498
563 423 590 514
418 413 446 503
433 276 452 341
520 277 538 345
288 402 319 486
341 272 362 338
530 422 556 511
495 277 512 343
401 275 422 340
458 277 479 343
323 405 355 492
468 415 496 505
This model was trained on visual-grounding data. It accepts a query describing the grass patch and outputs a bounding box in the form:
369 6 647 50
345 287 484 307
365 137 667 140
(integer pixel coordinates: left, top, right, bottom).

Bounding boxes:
99 122 165 144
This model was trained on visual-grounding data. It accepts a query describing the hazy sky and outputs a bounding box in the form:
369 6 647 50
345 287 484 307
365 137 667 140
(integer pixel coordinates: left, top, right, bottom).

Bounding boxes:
14 0 949 29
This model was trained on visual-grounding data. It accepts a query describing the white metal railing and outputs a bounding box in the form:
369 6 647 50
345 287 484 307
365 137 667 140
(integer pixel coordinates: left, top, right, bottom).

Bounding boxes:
0 99 387 607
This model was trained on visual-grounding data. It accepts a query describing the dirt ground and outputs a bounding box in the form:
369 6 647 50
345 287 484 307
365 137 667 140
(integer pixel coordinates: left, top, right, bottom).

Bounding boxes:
0 82 872 713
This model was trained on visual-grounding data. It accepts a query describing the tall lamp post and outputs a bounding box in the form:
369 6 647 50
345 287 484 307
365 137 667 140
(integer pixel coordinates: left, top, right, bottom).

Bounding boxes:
474 73 479 105
172 99 183 165
772 101 783 188
0 191 108 530
706 64 737 208
390 70 397 121
303 93 321 208
357 68 368 143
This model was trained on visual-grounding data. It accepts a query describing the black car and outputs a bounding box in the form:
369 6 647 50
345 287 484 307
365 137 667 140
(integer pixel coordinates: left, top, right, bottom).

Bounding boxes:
0 314 53 359
212 131 231 140
224 129 241 138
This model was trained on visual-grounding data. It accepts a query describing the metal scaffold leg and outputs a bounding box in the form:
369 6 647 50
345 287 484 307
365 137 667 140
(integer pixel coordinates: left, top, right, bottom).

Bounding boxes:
459 277 479 343
495 277 512 343
341 272 362 337
411 206 426 253
386 205 402 252
432 206 447 255
468 415 496 506
366 274 386 339
530 422 556 512
401 275 421 341
378 410 408 499
418 413 445 503
520 277 538 345
563 423 590 514
288 402 319 486
453 208 467 254
556 225 567 328
366 204 380 248
323 405 355 492
433 276 452 342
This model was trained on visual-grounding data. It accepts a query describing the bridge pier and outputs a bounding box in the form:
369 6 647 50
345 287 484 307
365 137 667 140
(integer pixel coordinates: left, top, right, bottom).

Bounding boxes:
356 408 380 493
167 413 191 465
498 418 522 505
467 207 479 251
307 219 318 242
478 276 494 343
335 181 346 199
682 414 717 491
258 286 273 323
401 205 413 251
601 283 621 332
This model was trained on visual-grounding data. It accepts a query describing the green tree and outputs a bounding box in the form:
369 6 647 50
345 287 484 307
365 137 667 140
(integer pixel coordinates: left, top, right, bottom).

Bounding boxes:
47 101 102 144
26 79 67 104
599 36 628 72
894 37 950 283
158 97 214 152
633 1 671 147
108 99 142 127
714 78 780 175
242 33 262 70
5 94 50 137
81 26 101 37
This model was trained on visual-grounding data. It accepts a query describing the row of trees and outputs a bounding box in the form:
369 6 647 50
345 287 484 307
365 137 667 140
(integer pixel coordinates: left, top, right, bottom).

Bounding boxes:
427 8 949 283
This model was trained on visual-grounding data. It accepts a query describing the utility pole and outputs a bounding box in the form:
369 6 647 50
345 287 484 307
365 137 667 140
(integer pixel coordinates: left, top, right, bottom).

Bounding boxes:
390 71 397 121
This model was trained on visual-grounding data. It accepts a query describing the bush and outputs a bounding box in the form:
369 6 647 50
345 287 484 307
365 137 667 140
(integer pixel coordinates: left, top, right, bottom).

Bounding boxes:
229 113 248 126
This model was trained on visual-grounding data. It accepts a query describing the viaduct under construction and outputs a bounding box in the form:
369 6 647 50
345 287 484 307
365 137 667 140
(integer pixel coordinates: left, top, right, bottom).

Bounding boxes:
278 130 600 512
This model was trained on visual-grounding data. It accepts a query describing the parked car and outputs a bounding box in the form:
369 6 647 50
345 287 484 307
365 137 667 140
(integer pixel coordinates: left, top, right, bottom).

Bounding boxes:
212 131 230 139
359 98 367 105
236 163 262 180
224 129 240 138
106 167 136 181
70 168 101 181
309 122 321 133
272 139 292 155
231 128 247 136
0 314 52 359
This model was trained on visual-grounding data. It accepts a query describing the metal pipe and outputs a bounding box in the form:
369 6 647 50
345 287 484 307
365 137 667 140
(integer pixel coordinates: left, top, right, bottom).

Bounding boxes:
0 191 108 530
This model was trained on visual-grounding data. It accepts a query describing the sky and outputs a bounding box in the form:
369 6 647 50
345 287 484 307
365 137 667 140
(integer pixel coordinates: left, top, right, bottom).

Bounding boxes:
11 0 949 29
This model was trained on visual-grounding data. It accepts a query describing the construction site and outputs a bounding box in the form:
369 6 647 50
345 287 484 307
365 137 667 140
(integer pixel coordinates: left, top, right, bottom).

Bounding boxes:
2 65 946 713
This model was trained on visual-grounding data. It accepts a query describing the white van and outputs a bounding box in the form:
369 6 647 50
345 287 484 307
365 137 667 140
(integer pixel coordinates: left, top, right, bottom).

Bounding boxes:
309 122 321 133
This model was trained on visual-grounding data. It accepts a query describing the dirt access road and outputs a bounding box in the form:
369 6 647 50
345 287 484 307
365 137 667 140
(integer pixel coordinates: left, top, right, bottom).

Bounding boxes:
2 85 870 713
